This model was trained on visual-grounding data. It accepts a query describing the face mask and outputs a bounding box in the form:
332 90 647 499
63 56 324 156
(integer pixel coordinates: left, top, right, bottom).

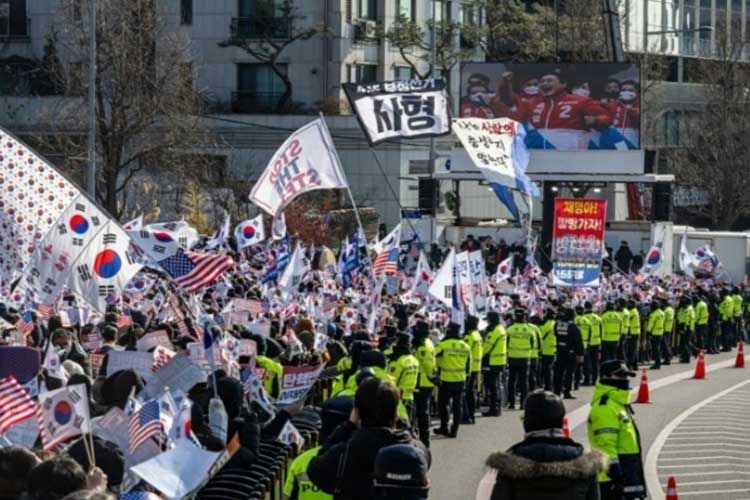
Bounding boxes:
524 85 539 95
572 88 590 97
470 92 490 104
619 90 636 101
56 344 71 357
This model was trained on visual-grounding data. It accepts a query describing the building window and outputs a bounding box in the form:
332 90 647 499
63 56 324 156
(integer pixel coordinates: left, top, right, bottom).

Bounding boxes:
394 65 414 81
0 0 29 39
233 63 288 112
234 0 289 38
434 0 451 24
354 64 377 83
358 0 376 20
181 0 193 25
397 0 416 21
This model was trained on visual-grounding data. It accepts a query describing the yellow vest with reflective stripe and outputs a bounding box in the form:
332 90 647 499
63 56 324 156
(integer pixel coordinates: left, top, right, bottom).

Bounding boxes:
506 323 534 360
600 311 623 342
540 319 557 356
484 324 507 366
435 338 471 382
586 313 603 346
463 329 483 373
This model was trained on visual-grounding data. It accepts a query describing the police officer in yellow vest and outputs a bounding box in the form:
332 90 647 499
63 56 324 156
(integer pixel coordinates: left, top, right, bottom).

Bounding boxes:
719 290 735 351
732 287 744 343
647 302 665 369
677 296 696 363
585 302 603 385
662 299 675 363
539 309 557 391
463 315 483 425
386 332 420 424
528 316 543 391
434 322 471 438
588 360 647 500
694 293 709 351
625 300 641 371
412 320 435 448
506 309 535 410
284 396 353 500
600 302 623 362
481 311 506 417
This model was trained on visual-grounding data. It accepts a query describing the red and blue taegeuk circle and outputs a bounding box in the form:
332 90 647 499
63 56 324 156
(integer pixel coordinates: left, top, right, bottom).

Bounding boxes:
153 231 173 242
69 214 89 234
242 225 256 239
53 400 73 425
646 249 661 265
94 249 122 279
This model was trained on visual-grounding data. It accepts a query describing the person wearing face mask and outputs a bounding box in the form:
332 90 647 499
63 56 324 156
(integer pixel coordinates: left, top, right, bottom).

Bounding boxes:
587 360 646 500
50 328 87 368
571 82 591 97
516 77 540 103
604 80 640 149
461 73 511 118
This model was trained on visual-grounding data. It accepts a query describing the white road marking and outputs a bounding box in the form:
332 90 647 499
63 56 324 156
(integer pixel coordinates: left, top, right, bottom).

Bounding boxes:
644 378 750 500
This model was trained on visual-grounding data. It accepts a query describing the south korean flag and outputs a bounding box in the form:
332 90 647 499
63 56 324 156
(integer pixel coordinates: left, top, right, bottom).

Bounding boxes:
38 384 91 451
343 78 451 146
67 221 142 313
234 215 266 249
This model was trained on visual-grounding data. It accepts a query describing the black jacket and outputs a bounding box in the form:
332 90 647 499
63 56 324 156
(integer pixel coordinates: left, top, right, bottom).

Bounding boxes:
308 422 430 500
477 433 607 500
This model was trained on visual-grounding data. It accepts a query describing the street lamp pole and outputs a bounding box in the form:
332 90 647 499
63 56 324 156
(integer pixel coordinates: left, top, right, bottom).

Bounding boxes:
86 0 97 198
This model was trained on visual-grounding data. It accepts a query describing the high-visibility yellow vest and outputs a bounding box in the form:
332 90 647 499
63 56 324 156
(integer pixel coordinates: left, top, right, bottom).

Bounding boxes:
506 323 534 360
483 324 507 366
575 315 592 348
387 354 420 400
540 319 557 356
600 311 623 342
463 329 483 373
586 313 603 346
647 309 664 336
435 338 471 382
628 308 641 336
415 338 436 388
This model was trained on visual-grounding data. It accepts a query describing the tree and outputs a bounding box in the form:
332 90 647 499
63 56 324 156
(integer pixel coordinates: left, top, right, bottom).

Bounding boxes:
382 15 472 78
674 31 750 229
218 0 321 111
36 0 215 218
182 181 211 234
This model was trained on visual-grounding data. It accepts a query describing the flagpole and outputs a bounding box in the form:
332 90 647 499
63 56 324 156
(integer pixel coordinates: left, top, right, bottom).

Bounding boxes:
318 113 372 262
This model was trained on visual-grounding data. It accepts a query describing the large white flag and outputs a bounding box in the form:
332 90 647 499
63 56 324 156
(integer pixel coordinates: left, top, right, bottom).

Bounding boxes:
67 221 142 313
249 119 349 216
468 250 488 316
39 384 91 450
206 213 231 250
278 244 309 302
234 215 266 249
455 251 476 316
0 128 79 295
679 231 698 278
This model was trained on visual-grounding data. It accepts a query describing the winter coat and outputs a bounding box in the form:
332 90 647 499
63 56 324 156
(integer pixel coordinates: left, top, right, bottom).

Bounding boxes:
308 422 430 500
475 431 607 500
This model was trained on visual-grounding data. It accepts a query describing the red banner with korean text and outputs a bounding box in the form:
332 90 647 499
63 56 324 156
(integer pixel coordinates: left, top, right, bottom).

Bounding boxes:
552 198 607 287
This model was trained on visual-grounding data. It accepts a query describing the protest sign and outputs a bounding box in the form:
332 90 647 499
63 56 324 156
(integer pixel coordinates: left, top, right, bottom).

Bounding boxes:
106 351 154 384
136 330 173 352
276 364 325 407
143 353 206 400
5 417 39 448
552 198 607 287
343 79 451 145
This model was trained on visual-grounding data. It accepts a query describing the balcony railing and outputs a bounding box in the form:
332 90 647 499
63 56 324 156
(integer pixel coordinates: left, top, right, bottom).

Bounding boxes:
0 18 31 41
230 16 290 40
231 91 285 113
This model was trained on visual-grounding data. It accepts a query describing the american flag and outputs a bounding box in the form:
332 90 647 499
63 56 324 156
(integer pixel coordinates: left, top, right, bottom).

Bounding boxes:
128 399 162 451
14 312 33 337
372 247 399 278
36 304 54 321
152 346 174 371
157 249 233 293
116 314 133 329
0 376 38 434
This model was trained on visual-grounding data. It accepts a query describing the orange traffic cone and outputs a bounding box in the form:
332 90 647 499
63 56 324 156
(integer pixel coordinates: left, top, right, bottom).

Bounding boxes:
635 368 651 403
693 349 706 379
735 342 745 368
666 476 679 500
562 416 571 438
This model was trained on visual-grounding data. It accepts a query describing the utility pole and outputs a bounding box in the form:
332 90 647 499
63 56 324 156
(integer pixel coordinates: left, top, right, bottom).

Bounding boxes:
428 0 438 242
86 0 97 198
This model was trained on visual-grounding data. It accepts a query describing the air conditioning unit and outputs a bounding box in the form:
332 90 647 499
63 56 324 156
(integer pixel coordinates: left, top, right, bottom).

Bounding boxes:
354 20 376 40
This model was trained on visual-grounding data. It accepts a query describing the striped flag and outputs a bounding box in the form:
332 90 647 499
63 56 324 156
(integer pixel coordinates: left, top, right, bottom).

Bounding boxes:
116 314 134 329
14 312 33 337
0 376 38 434
156 249 233 293
128 399 162 451
372 224 401 278
36 304 54 321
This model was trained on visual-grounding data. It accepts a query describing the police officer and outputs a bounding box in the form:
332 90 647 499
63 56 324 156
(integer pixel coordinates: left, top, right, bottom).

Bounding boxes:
588 360 647 500
600 302 623 362
412 320 435 448
625 300 640 371
585 302 603 385
434 322 471 438
676 296 695 363
553 306 584 400
463 315 483 424
719 290 735 351
732 287 744 343
482 311 506 417
539 308 557 391
574 306 591 389
386 332 420 425
528 316 543 391
662 299 675 363
647 302 665 369
694 292 709 350
618 299 630 361
505 309 534 410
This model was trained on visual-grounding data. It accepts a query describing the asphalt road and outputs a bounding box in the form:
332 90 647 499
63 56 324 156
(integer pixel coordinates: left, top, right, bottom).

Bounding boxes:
428 351 750 500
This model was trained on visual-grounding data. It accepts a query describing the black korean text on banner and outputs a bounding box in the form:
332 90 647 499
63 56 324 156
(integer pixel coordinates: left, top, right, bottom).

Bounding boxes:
343 79 452 146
